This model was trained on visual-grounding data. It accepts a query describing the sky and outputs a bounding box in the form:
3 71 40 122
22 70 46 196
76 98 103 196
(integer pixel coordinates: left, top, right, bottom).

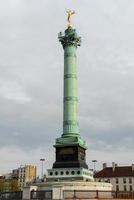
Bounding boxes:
0 0 134 175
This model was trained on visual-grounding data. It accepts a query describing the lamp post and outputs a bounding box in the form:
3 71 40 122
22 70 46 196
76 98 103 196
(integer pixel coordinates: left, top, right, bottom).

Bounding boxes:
40 158 45 179
92 160 97 174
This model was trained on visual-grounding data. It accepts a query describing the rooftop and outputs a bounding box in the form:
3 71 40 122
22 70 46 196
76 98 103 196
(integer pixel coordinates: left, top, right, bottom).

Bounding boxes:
95 165 134 178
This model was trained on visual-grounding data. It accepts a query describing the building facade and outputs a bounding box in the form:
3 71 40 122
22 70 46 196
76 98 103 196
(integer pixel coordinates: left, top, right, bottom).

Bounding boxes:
12 165 36 190
94 163 134 191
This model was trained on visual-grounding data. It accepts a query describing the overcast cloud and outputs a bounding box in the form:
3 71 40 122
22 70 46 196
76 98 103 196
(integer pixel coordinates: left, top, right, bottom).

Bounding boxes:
0 0 134 175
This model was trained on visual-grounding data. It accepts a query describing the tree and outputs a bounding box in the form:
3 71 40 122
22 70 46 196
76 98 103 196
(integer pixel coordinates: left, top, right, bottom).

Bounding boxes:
10 179 20 192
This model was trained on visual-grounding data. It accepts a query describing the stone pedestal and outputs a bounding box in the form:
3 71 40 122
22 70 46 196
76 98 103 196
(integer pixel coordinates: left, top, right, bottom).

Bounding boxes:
52 185 64 200
47 167 93 182
23 186 37 200
30 181 112 200
53 145 88 169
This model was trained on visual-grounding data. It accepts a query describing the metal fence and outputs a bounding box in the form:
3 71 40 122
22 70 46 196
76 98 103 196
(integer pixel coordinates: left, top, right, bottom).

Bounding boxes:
113 191 134 199
63 190 134 199
0 191 22 200
1 190 134 200
31 190 52 200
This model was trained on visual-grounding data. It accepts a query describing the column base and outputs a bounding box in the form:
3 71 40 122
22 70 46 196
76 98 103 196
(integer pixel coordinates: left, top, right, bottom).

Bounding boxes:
53 144 88 169
55 135 87 149
46 167 93 182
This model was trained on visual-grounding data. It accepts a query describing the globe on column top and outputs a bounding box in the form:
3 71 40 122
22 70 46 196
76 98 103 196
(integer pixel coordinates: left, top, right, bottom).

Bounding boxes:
66 9 75 29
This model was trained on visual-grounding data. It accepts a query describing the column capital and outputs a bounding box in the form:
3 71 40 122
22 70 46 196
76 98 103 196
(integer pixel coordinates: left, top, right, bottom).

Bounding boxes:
58 27 81 48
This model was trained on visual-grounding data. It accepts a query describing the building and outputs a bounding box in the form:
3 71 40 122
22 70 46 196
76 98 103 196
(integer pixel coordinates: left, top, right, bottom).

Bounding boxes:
12 165 36 190
12 169 19 179
94 162 134 191
0 165 36 191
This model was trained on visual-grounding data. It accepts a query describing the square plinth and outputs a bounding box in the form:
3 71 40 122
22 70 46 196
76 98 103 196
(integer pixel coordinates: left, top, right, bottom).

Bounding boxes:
53 145 88 169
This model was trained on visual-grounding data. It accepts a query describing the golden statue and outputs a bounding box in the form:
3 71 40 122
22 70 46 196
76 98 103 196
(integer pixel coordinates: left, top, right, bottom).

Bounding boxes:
66 9 75 28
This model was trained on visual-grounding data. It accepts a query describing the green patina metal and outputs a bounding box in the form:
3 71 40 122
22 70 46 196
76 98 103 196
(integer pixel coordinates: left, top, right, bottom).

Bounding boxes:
55 27 86 149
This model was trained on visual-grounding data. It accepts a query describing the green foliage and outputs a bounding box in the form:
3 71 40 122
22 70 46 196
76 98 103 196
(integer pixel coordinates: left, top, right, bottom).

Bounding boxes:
10 179 20 192
0 179 20 192
0 181 4 192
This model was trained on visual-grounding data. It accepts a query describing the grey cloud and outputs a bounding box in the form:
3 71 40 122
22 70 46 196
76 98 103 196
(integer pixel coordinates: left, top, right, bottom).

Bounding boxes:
0 0 134 172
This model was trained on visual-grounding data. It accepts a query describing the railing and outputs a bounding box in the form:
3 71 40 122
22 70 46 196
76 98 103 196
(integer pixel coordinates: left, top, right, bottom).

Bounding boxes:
63 190 134 199
0 191 22 200
1 190 133 200
31 190 52 200
113 191 134 199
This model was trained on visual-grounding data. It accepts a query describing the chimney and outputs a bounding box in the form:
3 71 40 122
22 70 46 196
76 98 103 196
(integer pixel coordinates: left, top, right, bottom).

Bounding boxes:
112 162 116 172
103 163 107 169
132 164 134 171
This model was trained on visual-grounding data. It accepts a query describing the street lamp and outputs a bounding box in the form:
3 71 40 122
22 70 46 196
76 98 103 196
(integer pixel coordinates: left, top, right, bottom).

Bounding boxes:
92 160 97 174
40 158 45 179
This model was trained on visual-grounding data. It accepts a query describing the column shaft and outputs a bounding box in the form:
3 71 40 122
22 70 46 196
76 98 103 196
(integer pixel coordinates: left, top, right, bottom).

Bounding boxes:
63 45 79 136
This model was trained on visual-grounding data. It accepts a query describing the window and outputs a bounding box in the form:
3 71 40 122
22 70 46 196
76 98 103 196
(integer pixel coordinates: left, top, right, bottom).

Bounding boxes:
129 178 132 184
66 171 69 175
116 178 118 184
123 178 126 184
71 171 75 175
116 185 119 191
130 185 132 191
124 185 127 191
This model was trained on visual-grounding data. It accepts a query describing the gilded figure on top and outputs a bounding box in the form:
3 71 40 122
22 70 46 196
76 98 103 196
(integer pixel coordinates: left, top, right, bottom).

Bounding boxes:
66 9 75 28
